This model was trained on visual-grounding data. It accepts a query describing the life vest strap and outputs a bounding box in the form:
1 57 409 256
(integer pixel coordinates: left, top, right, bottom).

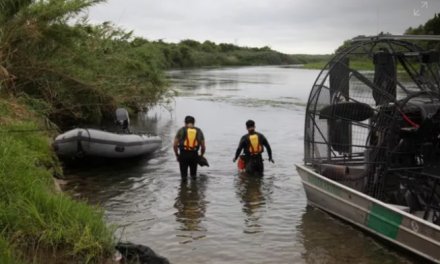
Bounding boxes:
182 127 199 151
249 134 262 155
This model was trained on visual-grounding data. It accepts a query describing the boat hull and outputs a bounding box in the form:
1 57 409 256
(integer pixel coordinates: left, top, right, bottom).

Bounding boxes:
296 163 440 263
53 128 162 159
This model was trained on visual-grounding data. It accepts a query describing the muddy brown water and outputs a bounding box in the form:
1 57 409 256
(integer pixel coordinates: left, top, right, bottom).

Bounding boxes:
63 66 418 264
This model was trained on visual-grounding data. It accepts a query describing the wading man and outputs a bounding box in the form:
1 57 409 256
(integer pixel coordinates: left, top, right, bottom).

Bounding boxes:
173 116 206 180
233 120 274 174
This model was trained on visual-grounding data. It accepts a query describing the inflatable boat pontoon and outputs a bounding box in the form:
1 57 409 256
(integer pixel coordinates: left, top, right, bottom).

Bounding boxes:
53 108 162 159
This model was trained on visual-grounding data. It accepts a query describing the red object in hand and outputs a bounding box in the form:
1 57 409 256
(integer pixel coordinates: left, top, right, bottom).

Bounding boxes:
238 157 245 170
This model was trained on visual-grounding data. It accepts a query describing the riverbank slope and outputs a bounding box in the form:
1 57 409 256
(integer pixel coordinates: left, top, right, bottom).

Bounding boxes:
0 98 117 264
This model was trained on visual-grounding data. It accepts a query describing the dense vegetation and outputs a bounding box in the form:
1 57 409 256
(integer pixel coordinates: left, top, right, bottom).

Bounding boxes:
0 0 334 129
303 13 440 70
0 99 116 264
404 13 440 51
129 38 331 69
0 0 172 129
0 0 332 263
0 0 162 263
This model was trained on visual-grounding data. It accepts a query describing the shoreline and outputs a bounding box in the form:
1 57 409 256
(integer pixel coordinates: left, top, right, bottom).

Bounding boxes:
0 99 117 264
300 61 415 71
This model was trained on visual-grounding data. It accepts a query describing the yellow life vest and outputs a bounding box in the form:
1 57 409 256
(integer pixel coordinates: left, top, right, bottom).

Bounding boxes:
183 127 198 151
248 134 262 155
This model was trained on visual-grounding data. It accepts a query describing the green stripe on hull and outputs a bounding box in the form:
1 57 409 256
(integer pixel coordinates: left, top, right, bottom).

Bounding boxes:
306 173 342 197
366 204 403 239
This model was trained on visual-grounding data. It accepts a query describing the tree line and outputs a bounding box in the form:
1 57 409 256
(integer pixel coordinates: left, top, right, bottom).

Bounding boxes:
0 0 333 129
334 13 440 55
129 38 330 69
301 13 440 70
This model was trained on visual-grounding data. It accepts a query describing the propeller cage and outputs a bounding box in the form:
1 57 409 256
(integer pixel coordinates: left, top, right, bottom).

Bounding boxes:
304 35 440 225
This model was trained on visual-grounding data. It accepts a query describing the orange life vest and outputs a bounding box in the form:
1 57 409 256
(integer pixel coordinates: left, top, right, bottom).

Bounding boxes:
180 127 199 151
248 134 262 155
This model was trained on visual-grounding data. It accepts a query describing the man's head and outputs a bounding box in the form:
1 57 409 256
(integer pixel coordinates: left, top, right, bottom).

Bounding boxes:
246 119 255 131
184 115 195 126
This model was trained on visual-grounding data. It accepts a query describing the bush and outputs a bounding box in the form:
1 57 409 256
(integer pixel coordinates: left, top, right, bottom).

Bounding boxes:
0 0 171 129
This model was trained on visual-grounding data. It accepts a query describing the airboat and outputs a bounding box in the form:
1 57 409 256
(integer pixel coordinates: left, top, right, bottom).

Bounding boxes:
295 34 440 263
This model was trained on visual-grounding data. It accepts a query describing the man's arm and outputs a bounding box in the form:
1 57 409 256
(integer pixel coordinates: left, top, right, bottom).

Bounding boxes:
233 136 245 161
173 128 182 160
260 134 273 161
199 129 206 157
173 138 179 156
200 140 206 157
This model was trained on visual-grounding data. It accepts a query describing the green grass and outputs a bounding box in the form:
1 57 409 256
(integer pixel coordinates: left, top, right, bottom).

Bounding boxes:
301 61 329 70
0 235 27 264
0 100 116 264
301 60 376 70
301 59 419 72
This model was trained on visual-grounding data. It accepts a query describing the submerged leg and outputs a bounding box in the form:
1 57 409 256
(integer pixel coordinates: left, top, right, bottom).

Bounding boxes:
246 155 264 175
179 159 189 180
256 154 264 173
189 153 198 178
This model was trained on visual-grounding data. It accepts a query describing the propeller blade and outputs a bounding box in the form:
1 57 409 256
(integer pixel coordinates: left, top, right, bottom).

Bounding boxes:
319 101 374 122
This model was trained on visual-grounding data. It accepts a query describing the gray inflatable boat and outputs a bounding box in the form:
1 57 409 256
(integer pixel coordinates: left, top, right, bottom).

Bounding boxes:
53 109 162 159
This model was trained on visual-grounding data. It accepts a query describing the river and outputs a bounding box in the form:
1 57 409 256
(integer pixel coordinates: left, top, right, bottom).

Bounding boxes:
63 66 418 264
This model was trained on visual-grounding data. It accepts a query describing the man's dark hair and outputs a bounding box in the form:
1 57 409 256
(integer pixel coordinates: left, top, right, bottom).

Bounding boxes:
246 120 255 128
185 116 195 124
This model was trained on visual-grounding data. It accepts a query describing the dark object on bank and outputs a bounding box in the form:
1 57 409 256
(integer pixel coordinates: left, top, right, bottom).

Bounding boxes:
198 156 209 167
115 242 171 264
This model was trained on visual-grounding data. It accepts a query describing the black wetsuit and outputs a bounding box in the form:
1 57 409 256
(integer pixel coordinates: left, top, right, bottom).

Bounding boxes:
234 130 272 174
179 151 199 178
175 126 205 179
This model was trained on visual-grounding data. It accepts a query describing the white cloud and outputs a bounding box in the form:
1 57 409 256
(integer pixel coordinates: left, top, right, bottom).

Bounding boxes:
87 0 440 54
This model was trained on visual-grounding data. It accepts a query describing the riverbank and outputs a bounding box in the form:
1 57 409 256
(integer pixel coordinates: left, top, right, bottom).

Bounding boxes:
301 60 373 70
0 1 153 260
301 59 411 71
0 99 116 264
0 1 329 263
129 39 332 70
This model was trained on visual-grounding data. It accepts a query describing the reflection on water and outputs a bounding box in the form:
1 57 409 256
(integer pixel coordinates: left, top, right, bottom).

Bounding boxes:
297 206 416 264
235 173 274 235
62 66 421 264
174 176 208 243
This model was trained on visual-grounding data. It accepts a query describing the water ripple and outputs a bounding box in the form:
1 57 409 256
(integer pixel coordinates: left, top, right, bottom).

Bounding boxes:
64 66 418 264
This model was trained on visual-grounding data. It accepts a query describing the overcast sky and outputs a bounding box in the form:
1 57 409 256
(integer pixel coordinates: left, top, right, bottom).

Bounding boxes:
87 0 440 54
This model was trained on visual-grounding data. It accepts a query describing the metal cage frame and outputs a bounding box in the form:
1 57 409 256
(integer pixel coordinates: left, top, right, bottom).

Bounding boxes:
304 34 440 166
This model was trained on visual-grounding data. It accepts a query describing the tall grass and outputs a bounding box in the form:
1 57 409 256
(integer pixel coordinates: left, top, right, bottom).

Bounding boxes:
0 234 27 264
0 100 116 263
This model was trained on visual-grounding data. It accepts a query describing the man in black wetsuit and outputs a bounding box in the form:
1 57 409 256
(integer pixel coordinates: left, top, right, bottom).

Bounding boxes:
173 116 206 180
232 120 274 174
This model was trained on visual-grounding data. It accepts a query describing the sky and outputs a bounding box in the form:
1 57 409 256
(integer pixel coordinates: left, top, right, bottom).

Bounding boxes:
87 0 440 54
